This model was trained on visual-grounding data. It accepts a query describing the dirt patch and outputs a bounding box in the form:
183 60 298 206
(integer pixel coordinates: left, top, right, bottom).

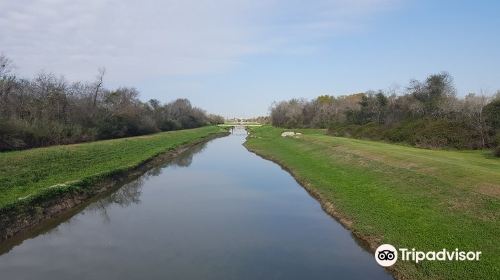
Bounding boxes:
475 183 500 198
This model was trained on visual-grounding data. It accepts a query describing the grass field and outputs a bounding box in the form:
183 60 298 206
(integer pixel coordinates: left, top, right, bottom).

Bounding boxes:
245 126 500 280
0 126 226 211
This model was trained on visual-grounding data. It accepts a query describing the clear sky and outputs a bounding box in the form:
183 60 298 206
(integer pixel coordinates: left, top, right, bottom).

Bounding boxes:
1 0 499 118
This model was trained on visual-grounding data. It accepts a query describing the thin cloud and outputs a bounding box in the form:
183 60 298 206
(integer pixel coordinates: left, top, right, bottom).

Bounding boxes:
0 0 399 83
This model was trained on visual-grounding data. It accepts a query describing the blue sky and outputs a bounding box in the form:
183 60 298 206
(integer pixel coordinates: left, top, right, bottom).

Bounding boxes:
1 0 499 117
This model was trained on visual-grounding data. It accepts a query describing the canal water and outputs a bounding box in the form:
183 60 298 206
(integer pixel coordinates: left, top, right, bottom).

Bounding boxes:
0 128 391 279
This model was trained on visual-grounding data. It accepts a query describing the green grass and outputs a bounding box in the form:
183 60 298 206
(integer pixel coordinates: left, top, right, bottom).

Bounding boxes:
0 126 226 211
245 126 500 280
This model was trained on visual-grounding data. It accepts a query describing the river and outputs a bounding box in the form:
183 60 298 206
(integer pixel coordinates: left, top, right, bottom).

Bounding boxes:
0 127 392 279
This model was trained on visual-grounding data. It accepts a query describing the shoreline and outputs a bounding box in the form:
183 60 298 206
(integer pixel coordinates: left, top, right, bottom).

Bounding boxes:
243 126 500 280
0 131 229 242
243 137 400 280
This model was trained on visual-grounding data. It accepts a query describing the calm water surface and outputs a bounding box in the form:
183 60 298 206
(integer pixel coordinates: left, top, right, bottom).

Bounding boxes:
0 128 391 279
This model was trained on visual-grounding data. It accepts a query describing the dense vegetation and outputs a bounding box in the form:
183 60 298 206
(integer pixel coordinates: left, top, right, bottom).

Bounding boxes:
270 72 500 153
245 126 500 280
0 55 224 151
226 116 270 124
0 126 226 210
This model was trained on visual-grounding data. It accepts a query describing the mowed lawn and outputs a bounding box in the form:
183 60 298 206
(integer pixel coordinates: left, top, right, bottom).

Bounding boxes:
245 126 500 280
0 126 226 210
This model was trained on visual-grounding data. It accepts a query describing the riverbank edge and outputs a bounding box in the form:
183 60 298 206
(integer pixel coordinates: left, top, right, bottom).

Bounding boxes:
0 130 230 241
243 136 401 280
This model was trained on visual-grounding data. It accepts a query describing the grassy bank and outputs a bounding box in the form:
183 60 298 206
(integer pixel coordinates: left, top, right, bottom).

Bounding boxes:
0 126 227 211
245 126 500 280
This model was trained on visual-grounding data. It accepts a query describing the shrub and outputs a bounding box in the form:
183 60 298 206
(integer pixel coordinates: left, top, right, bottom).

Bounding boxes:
494 146 500 157
484 99 500 130
329 118 480 149
0 119 29 150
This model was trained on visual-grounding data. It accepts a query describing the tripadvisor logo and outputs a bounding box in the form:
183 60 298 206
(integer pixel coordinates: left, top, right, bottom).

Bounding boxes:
374 244 481 267
375 244 398 267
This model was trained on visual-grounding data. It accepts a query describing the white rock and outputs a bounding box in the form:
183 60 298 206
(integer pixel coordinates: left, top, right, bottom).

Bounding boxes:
281 131 296 137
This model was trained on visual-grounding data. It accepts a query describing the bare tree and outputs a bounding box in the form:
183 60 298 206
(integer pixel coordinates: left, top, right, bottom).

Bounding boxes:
93 67 105 108
0 54 13 77
0 54 15 117
463 92 490 148
0 59 215 151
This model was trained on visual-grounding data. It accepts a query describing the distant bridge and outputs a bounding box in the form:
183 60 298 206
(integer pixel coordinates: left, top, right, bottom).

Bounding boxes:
218 122 262 127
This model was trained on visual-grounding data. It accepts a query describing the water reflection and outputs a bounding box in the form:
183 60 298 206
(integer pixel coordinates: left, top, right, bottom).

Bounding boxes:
86 178 145 224
87 142 207 223
169 142 207 167
0 128 392 280
148 141 207 177
107 142 207 208
0 140 208 255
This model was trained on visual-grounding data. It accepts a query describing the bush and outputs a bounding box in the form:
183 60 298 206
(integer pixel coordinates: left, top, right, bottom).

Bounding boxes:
494 146 500 157
0 120 29 150
159 119 182 131
328 123 388 141
484 99 500 130
492 132 500 157
383 119 478 149
0 59 215 151
329 118 480 149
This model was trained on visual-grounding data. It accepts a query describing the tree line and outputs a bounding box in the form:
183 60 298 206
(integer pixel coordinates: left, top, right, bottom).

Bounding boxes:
0 54 224 151
270 72 500 155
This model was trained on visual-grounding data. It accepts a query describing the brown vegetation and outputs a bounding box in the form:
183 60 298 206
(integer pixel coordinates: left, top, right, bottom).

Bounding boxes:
270 72 500 154
0 54 224 151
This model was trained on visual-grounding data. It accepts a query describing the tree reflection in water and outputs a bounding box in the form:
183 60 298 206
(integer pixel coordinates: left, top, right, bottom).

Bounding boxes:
146 141 207 176
86 142 208 222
